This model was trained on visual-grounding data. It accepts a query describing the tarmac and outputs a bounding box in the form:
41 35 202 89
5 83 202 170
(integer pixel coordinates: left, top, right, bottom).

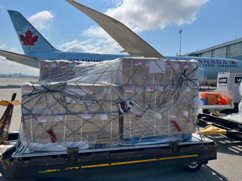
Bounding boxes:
0 78 241 181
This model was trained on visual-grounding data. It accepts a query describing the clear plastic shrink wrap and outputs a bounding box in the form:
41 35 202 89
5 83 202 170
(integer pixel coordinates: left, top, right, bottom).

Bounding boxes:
20 58 201 152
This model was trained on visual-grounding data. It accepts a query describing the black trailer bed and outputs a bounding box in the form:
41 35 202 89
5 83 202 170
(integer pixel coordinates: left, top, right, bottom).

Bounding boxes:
198 113 242 139
0 133 217 181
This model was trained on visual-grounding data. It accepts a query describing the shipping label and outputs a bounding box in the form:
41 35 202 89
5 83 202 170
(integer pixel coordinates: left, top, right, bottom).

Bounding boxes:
23 87 33 93
170 113 176 118
134 60 142 66
37 117 46 123
125 87 133 92
83 114 92 119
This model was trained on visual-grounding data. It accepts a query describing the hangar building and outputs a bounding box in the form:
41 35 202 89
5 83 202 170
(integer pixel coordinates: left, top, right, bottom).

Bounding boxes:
187 38 242 61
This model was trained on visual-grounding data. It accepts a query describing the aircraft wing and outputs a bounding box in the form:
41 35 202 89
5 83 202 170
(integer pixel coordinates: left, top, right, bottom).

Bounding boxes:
0 49 38 61
66 0 165 59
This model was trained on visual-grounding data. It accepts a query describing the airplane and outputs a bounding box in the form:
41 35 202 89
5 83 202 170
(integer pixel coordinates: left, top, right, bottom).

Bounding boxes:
0 1 242 86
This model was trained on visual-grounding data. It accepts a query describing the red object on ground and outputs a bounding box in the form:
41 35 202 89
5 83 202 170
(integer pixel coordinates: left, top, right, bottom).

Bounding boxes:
47 129 56 143
199 86 201 91
172 121 181 132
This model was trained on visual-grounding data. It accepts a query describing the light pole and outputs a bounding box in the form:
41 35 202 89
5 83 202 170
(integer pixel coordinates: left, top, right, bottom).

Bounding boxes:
179 29 182 55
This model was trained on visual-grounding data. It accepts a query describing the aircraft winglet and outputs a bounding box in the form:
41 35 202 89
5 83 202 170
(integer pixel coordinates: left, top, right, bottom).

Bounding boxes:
66 0 166 59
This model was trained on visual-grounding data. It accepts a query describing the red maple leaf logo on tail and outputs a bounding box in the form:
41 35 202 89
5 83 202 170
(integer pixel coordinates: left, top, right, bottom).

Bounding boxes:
230 61 236 65
19 30 38 51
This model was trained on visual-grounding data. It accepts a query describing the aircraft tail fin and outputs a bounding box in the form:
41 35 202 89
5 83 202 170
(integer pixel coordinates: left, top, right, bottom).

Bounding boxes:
8 10 57 54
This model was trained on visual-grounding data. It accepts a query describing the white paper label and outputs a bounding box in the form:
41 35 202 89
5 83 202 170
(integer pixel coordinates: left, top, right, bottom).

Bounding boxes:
125 87 133 92
173 63 179 69
100 114 108 120
37 117 46 123
66 97 72 103
23 87 32 93
183 111 189 117
192 64 197 69
83 114 92 119
104 88 111 94
148 60 165 73
170 113 176 118
55 116 63 122
156 113 162 119
158 86 164 91
136 87 142 93
185 87 191 92
51 63 56 68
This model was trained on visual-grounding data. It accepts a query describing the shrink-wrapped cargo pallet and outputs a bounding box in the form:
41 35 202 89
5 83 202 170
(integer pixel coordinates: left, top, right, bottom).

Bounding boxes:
20 58 202 152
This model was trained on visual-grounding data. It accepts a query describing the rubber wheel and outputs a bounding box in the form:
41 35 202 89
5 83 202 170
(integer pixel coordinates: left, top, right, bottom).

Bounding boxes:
184 163 202 172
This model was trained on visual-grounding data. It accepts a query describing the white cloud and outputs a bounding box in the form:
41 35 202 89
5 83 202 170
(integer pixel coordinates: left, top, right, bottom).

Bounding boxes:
105 0 209 31
0 4 3 11
62 0 208 54
28 11 55 31
0 43 18 53
0 56 39 76
60 37 122 54
0 44 7 49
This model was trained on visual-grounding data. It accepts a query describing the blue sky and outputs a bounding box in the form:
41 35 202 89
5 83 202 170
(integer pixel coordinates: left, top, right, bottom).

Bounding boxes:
0 0 242 75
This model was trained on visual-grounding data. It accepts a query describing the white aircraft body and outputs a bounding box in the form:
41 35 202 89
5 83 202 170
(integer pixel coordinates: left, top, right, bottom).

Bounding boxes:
0 0 242 85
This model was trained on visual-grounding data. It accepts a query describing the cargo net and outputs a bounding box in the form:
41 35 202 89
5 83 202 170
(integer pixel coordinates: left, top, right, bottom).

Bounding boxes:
19 58 202 152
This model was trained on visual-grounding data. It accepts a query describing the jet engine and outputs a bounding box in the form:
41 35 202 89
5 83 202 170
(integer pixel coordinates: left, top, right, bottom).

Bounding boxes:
198 68 207 85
